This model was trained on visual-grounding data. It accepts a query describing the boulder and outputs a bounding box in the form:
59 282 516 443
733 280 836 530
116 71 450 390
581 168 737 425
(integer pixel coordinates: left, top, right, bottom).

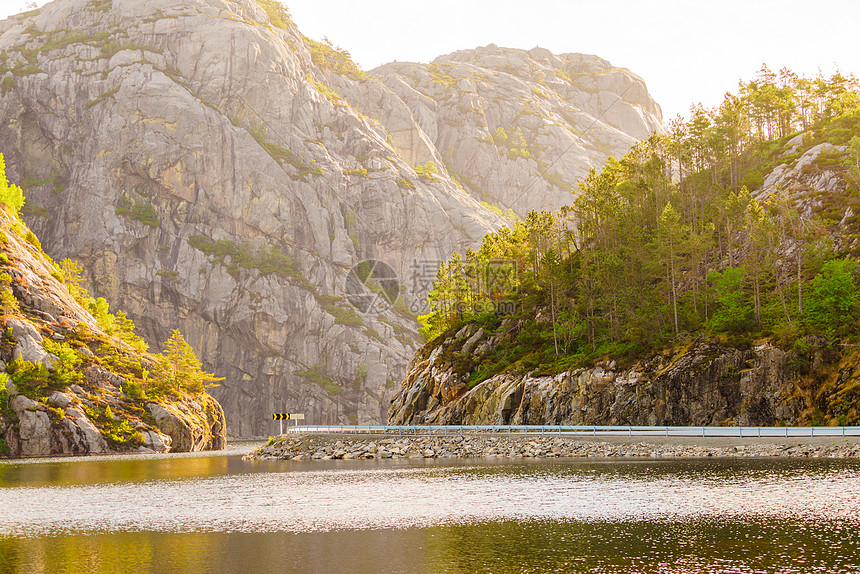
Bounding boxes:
7 318 58 370
63 408 110 454
141 429 172 453
147 399 225 452
11 395 52 456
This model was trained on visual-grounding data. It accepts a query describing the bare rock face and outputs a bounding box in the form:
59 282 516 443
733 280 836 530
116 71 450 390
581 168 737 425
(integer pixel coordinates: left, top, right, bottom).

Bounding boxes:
389 335 807 427
365 45 663 216
147 399 225 452
0 1 660 436
7 317 58 369
10 395 52 456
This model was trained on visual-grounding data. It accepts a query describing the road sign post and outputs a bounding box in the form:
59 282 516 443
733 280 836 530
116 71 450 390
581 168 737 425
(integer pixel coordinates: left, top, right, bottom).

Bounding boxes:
273 412 291 435
272 413 303 435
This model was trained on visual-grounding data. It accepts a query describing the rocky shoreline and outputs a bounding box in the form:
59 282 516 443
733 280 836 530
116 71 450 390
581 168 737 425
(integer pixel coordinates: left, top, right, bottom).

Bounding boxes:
245 434 860 461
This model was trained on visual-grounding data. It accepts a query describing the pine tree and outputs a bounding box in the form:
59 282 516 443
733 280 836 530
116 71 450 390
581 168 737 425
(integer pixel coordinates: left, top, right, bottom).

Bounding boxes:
161 330 223 393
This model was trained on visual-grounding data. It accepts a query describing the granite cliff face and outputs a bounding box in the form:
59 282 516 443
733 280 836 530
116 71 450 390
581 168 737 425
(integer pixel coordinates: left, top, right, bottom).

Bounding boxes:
0 0 660 435
389 322 860 428
389 331 809 427
369 46 662 216
0 206 225 458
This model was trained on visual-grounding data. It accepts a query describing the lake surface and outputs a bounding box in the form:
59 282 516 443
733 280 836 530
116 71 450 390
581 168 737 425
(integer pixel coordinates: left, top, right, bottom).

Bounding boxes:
1 444 859 573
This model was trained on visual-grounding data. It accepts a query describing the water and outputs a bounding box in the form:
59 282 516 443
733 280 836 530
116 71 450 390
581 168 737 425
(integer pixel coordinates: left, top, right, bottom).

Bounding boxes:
1 444 859 573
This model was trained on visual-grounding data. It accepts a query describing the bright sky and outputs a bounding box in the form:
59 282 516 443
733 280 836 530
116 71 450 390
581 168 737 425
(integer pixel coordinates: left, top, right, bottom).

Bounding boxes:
3 0 859 121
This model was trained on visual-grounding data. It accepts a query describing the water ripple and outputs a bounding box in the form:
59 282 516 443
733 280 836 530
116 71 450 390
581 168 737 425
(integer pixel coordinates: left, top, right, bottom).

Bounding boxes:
1 460 859 536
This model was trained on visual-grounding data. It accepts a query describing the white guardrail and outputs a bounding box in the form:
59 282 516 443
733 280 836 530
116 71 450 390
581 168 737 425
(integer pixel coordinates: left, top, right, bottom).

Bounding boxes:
284 425 860 438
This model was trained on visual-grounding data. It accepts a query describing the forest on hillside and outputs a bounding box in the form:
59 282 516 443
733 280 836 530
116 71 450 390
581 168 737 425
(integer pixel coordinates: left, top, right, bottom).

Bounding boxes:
419 67 860 383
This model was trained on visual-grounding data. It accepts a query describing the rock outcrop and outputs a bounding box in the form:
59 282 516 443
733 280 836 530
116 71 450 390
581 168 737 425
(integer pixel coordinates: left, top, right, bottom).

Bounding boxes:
0 202 226 458
389 335 814 427
147 399 226 452
390 326 860 428
0 0 660 435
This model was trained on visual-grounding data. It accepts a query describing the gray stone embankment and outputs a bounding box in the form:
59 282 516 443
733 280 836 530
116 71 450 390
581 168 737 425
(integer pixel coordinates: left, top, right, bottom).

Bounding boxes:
244 434 860 461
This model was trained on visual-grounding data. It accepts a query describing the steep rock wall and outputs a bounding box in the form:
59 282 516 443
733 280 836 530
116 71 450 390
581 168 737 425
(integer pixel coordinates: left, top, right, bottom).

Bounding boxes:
389 331 860 427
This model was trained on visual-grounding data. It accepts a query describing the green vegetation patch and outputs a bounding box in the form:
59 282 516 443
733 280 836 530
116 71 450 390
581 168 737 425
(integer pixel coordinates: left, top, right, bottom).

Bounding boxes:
342 167 368 178
489 126 532 160
396 177 416 191
115 199 160 227
89 0 112 12
414 161 439 182
38 29 110 54
83 404 143 449
243 120 323 180
0 77 15 96
100 41 157 58
303 36 364 81
6 359 74 400
294 364 341 395
85 85 120 109
256 0 293 30
188 234 308 285
316 294 364 327
427 63 457 89
305 73 346 107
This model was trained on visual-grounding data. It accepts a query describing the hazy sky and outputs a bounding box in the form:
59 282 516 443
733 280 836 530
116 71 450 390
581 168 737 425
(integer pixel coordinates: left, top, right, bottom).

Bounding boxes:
3 0 858 120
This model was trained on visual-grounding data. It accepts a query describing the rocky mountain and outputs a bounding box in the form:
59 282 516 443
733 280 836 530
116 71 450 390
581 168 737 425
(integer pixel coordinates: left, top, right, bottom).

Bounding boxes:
364 45 662 216
0 0 660 436
0 171 225 457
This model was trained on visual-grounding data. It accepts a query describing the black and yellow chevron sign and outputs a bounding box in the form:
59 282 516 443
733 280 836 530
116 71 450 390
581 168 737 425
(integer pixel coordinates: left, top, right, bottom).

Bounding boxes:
273 413 290 421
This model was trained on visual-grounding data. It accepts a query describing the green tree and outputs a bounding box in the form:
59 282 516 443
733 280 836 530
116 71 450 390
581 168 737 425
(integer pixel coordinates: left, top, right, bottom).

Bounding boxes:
88 297 117 334
1 287 19 325
850 136 860 169
744 198 775 325
0 154 24 215
160 330 223 393
708 267 752 332
59 258 88 305
806 259 859 334
658 202 688 333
